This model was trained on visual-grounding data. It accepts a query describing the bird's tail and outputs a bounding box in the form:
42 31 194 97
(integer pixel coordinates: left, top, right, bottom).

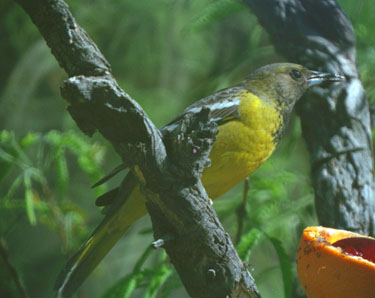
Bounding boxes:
55 183 147 298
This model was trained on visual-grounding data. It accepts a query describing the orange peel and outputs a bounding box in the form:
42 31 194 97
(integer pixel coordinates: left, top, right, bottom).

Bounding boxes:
296 226 375 298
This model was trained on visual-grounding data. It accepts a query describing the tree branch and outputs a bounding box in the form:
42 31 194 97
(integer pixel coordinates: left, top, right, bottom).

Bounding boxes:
244 0 375 235
14 0 260 297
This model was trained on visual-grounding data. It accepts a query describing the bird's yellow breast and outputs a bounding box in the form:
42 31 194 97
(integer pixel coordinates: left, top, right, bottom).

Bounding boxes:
202 91 283 198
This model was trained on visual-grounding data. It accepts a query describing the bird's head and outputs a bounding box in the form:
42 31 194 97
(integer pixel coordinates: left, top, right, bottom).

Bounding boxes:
243 63 345 109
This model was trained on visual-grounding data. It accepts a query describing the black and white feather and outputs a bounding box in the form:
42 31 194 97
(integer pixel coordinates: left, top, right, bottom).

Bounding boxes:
164 86 244 130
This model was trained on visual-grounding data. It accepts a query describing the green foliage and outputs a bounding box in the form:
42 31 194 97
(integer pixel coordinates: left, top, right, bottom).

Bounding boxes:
236 229 294 298
237 228 262 261
103 247 172 298
338 0 375 101
0 130 106 245
267 236 293 298
23 170 36 225
185 0 245 32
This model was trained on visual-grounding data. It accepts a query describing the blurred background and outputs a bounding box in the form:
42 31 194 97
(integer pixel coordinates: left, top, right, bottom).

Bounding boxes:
0 0 374 297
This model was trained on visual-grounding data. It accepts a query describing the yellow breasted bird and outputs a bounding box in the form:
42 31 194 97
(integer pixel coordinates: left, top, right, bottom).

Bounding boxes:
55 63 344 297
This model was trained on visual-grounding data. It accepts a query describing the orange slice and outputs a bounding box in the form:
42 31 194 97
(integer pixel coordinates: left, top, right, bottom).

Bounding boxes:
296 226 375 298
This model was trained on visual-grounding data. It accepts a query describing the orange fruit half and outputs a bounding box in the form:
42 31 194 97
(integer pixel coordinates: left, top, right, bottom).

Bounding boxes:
297 226 375 298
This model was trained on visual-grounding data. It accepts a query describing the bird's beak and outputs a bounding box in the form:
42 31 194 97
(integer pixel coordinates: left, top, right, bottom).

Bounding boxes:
307 71 345 87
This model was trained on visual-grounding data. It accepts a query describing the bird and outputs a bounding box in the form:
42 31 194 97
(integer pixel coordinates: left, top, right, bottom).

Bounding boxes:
55 63 344 297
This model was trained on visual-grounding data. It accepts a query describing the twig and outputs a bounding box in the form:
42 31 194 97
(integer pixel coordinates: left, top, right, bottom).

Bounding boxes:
41 183 69 253
151 233 174 249
0 237 30 298
235 177 250 244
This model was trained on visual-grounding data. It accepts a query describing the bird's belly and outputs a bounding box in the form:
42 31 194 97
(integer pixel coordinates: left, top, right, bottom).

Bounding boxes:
202 119 278 199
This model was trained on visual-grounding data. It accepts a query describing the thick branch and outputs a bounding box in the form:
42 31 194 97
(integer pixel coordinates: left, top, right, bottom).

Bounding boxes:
14 0 109 76
15 0 260 296
245 0 375 235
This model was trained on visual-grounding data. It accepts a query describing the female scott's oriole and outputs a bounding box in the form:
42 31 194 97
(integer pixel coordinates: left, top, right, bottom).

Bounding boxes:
56 63 344 297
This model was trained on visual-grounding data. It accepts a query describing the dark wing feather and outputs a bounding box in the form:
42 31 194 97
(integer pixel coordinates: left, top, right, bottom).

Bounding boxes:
164 86 244 129
95 187 119 206
91 164 128 188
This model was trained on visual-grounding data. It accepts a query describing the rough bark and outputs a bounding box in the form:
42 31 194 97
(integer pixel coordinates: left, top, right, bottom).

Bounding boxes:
14 0 260 297
244 0 375 235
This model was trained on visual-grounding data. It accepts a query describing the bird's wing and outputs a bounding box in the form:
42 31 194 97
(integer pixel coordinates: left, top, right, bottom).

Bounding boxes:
164 86 244 128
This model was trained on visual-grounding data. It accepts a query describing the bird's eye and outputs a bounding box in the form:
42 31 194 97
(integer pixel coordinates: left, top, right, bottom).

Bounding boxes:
290 69 302 80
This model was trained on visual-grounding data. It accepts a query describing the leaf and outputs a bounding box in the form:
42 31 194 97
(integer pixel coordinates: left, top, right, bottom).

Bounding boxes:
144 264 172 298
45 130 106 195
0 148 16 183
56 147 69 195
268 236 293 298
186 0 244 32
4 175 23 201
157 272 184 298
0 130 12 143
102 273 142 298
20 132 40 148
0 148 16 164
24 172 36 225
102 246 154 298
237 228 262 261
133 245 154 272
